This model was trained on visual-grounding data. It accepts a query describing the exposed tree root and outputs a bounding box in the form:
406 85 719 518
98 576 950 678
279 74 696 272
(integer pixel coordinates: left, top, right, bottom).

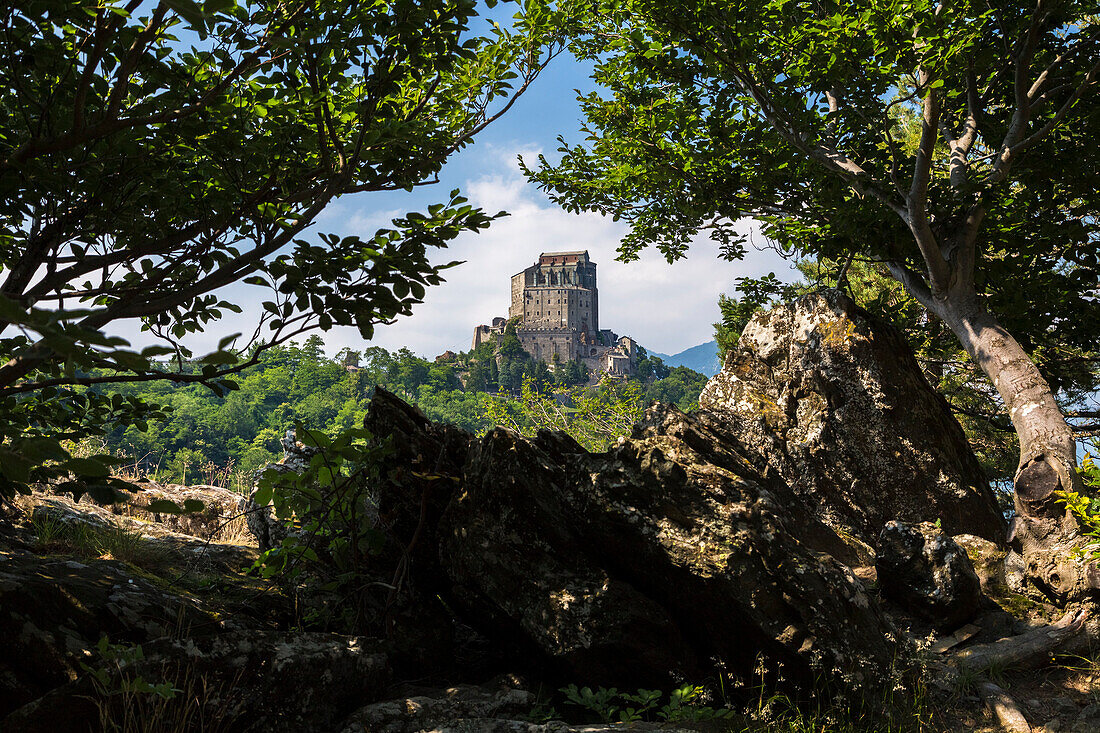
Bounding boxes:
952 610 1089 673
943 610 1094 732
977 679 1032 733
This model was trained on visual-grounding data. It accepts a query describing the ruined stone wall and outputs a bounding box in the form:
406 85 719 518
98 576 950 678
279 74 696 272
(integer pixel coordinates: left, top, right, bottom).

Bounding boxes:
471 325 492 352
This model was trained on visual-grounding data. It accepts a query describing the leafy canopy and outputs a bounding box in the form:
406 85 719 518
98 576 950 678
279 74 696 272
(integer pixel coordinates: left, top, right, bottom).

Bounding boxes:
0 0 563 501
527 0 1099 396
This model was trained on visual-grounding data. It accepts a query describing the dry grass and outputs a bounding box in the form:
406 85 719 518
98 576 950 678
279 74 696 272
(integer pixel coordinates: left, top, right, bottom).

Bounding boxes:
31 511 174 571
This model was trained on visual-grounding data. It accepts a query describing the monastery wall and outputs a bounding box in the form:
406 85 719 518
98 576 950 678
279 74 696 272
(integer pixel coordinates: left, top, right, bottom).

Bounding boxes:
473 250 635 376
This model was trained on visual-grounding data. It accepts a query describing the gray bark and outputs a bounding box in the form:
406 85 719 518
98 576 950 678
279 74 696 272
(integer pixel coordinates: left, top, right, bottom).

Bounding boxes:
931 289 1078 511
928 287 1098 601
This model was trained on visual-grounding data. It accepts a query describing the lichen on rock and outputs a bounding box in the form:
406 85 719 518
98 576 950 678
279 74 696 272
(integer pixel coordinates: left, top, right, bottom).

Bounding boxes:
700 289 1005 546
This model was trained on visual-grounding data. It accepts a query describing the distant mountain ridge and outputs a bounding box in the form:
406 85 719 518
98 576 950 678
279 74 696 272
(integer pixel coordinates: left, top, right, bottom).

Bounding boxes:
649 340 722 377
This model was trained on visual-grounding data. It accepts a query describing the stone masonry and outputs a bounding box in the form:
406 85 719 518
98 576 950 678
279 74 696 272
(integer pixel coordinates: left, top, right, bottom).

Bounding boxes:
472 251 636 376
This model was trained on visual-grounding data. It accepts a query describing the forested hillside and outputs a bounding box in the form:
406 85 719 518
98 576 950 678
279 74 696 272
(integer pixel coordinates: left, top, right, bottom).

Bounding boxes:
91 335 707 487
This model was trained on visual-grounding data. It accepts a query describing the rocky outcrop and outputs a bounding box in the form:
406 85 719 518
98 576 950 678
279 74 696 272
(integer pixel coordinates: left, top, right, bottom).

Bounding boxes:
953 533 1009 595
876 521 982 630
240 351 1008 701
699 289 1005 546
3 290 1026 730
366 392 899 697
246 429 321 552
123 482 250 541
0 547 216 715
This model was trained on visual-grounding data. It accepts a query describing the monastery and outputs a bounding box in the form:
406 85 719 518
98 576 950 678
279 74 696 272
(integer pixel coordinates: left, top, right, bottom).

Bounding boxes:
472 251 637 376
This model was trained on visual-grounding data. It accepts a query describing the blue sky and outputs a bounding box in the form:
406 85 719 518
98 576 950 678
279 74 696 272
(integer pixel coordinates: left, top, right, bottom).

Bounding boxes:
307 43 795 359
128 10 796 360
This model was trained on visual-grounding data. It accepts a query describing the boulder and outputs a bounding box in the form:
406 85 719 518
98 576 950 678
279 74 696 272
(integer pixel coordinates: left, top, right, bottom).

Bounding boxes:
340 679 536 733
699 289 1005 546
362 388 900 698
953 533 1008 595
122 482 251 543
876 521 982 630
339 678 713 733
30 494 254 570
0 547 216 717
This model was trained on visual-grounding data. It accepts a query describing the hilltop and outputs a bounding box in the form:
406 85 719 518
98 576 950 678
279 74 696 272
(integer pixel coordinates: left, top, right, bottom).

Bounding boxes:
650 340 722 377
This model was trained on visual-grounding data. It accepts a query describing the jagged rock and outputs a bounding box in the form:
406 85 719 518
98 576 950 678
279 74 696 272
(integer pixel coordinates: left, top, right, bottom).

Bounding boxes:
0 547 216 717
360 386 900 698
363 388 493 675
876 521 981 630
245 492 289 554
246 428 324 551
122 482 251 542
698 289 1005 546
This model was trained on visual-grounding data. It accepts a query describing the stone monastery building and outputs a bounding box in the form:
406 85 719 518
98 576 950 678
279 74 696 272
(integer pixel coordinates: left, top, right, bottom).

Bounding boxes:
472 251 637 376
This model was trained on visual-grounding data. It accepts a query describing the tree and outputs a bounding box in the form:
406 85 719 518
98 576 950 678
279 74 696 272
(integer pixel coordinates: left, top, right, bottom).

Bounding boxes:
554 358 590 387
645 365 708 411
498 319 528 360
0 0 561 501
528 1 1100 595
482 376 644 451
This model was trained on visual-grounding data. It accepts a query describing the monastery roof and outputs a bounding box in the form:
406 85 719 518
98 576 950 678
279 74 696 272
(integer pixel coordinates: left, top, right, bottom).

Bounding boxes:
539 250 589 257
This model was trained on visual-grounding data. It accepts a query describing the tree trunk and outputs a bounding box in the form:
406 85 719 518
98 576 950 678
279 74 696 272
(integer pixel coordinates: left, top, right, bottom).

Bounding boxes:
932 288 1099 601
933 290 1078 504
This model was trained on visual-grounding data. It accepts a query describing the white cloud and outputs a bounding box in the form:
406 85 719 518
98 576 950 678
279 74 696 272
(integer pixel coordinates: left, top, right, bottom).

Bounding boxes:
105 144 796 359
360 145 796 357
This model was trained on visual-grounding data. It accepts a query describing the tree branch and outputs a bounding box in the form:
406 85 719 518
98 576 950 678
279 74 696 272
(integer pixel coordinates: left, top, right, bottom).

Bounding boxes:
906 72 950 293
885 260 937 312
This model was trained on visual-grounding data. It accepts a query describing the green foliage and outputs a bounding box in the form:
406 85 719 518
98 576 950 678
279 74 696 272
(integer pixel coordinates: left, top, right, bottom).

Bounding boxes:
554 359 590 387
253 425 391 626
79 339 704 481
1058 451 1100 560
482 377 644 451
81 637 235 733
530 0 1100 481
559 683 734 724
82 638 178 703
715 274 798 361
643 365 708 412
146 498 206 516
0 390 167 503
0 0 564 502
88 341 487 482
